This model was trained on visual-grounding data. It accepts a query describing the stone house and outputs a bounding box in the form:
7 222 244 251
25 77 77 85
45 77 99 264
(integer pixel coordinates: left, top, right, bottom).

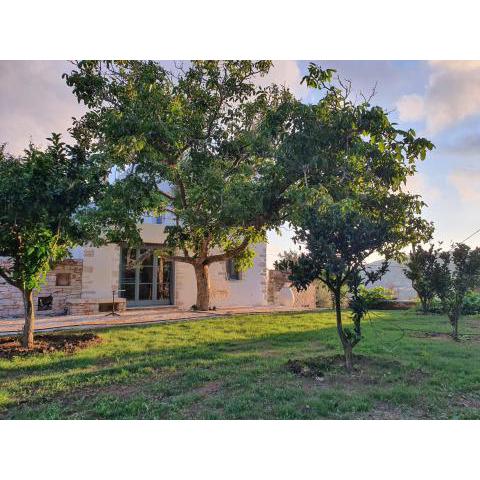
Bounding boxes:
0 215 315 317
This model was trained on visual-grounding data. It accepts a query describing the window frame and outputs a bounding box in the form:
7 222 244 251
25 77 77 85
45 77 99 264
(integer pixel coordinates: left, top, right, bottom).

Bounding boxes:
226 258 241 281
55 272 71 287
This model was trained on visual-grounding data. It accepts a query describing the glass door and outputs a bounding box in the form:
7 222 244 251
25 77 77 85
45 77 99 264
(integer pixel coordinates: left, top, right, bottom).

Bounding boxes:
120 248 137 303
156 256 173 305
120 247 173 306
138 248 154 303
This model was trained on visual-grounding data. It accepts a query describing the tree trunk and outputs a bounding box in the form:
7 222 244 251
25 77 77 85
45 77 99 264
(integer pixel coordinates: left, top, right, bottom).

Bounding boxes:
22 289 35 348
420 297 428 314
450 314 459 341
334 288 353 370
194 263 210 311
344 343 353 371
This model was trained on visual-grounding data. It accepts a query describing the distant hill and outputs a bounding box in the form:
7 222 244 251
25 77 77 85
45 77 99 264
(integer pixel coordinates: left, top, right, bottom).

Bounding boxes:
366 260 416 300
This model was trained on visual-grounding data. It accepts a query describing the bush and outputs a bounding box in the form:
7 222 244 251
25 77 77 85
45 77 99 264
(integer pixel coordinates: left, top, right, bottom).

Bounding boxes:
419 290 480 315
462 291 480 315
353 286 396 309
421 297 443 314
316 281 349 309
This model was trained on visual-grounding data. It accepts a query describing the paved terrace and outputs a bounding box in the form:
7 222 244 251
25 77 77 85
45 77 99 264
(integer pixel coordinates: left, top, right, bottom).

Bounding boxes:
0 306 316 336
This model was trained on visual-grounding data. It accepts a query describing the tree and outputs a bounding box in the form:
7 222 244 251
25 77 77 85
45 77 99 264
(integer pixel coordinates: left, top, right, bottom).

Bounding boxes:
275 249 301 265
0 135 107 347
276 64 434 370
431 243 480 340
404 244 440 313
278 195 432 369
62 60 343 310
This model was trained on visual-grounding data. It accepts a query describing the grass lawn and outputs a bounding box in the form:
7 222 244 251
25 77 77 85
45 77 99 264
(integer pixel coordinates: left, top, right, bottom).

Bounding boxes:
1 310 480 419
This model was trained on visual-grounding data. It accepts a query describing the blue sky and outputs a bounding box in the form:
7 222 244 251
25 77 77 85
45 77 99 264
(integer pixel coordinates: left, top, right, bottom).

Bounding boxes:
1 60 479 267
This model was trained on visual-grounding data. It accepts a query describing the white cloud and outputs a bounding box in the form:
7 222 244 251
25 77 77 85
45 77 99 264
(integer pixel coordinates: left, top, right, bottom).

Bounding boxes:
429 61 480 72
0 61 83 155
257 61 308 100
396 94 425 122
404 172 441 204
395 61 480 134
0 61 308 157
449 169 480 204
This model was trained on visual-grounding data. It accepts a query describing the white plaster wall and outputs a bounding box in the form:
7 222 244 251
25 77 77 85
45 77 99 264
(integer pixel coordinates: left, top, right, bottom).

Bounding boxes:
174 261 197 308
174 243 268 309
139 223 169 244
81 244 121 299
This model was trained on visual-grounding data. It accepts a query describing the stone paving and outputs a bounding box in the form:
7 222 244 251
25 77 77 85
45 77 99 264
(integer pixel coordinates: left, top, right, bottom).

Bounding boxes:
0 305 315 336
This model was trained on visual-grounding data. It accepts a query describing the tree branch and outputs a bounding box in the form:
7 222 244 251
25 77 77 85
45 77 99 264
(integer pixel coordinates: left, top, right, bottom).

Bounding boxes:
205 236 251 265
0 264 18 288
158 189 175 201
169 255 194 264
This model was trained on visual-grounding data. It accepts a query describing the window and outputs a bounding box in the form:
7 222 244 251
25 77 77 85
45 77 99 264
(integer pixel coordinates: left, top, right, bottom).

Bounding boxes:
56 273 71 286
38 296 53 311
143 215 164 224
226 258 241 281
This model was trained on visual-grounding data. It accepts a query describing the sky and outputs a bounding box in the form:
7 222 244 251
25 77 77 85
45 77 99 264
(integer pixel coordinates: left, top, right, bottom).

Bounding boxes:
1 60 479 267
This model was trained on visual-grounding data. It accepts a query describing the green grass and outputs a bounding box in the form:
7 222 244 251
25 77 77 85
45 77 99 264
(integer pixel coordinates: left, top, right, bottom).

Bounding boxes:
1 310 480 419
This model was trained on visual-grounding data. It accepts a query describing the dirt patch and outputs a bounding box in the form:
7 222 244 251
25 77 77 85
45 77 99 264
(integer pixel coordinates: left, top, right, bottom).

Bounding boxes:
408 331 453 341
359 401 426 419
408 331 480 342
287 354 401 378
287 354 427 391
194 381 223 396
450 393 480 410
0 333 101 359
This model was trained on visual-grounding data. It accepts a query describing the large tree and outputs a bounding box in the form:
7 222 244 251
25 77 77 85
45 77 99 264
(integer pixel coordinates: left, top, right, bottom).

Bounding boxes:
277 64 434 369
0 134 107 347
63 61 342 310
431 243 480 340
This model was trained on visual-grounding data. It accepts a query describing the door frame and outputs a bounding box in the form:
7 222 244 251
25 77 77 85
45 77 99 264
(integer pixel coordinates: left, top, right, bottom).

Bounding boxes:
119 245 175 307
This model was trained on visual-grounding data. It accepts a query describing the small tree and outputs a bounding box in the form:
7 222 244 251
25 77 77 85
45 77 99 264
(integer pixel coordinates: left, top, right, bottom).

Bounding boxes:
0 135 106 347
431 243 480 340
278 194 431 370
276 64 434 369
404 244 440 313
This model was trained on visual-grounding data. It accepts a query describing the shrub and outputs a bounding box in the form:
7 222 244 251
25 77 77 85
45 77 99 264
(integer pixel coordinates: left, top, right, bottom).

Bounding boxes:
315 281 349 309
420 297 443 314
419 291 480 315
462 291 480 315
353 286 396 309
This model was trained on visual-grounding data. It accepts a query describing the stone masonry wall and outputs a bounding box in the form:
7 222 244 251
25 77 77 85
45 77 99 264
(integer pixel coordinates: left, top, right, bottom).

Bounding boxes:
267 269 316 309
0 258 83 318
